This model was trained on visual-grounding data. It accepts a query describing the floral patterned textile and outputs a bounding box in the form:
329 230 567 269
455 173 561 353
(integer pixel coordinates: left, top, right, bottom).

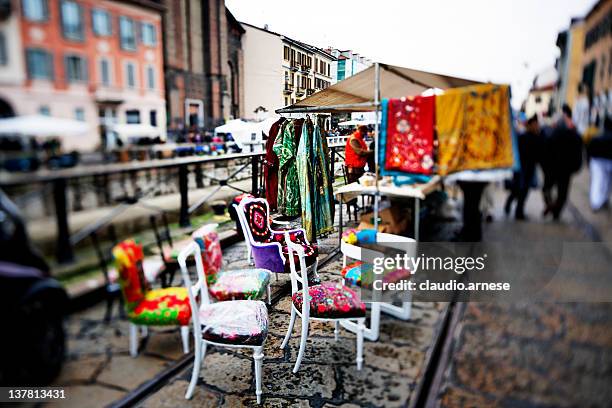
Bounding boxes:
199 300 268 346
273 121 301 216
292 282 366 319
128 287 191 326
112 239 191 326
436 84 514 175
192 225 223 285
384 95 435 174
209 269 271 301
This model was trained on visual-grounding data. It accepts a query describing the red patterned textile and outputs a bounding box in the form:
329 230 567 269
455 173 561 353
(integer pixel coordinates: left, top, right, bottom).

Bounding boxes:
384 95 435 174
263 119 284 211
292 282 366 319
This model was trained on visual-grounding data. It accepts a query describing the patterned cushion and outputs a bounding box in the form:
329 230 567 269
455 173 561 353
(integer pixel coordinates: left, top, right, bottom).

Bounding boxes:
127 287 191 326
244 201 273 243
209 269 271 301
192 226 223 285
113 240 148 309
341 261 411 288
199 300 268 346
292 282 366 319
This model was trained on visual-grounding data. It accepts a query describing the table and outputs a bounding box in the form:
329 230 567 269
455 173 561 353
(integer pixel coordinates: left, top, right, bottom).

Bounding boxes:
334 176 441 242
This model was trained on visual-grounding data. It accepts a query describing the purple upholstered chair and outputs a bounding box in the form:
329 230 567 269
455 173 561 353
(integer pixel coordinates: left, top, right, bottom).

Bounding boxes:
236 198 319 278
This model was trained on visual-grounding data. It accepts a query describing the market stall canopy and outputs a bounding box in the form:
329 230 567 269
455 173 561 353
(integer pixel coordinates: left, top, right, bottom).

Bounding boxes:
109 124 163 142
277 63 482 113
0 114 90 137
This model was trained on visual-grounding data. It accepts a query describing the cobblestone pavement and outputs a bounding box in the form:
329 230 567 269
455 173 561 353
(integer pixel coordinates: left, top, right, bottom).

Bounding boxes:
435 170 612 407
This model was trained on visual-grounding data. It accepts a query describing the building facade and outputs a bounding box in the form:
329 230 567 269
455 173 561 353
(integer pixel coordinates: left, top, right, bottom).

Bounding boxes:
523 66 557 119
163 0 244 133
0 0 166 151
553 18 584 114
581 0 611 120
326 48 372 83
242 22 335 120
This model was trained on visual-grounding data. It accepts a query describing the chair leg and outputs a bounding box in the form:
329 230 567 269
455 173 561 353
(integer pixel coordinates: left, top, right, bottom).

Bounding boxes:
292 314 309 373
356 318 365 370
266 284 272 305
180 326 190 354
253 346 264 404
334 321 339 342
185 340 206 399
129 323 139 357
281 308 297 349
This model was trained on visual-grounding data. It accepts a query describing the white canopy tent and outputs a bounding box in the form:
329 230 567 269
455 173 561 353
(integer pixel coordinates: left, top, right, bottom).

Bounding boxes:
109 123 164 144
277 63 480 114
0 114 90 137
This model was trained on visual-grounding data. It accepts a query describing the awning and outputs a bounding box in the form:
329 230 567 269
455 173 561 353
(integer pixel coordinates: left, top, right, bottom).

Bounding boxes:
277 63 482 113
0 114 90 137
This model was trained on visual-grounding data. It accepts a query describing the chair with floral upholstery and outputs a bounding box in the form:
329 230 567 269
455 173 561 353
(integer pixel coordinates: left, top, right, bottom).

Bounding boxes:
280 232 366 373
112 239 191 357
178 241 268 403
191 223 272 304
340 229 415 341
236 197 319 278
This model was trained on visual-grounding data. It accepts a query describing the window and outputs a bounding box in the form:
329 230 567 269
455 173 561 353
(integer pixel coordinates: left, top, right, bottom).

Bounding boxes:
149 109 157 126
26 49 53 79
61 1 84 41
125 62 136 88
65 55 87 82
22 0 48 22
126 109 140 124
146 65 155 89
0 32 6 66
283 46 290 61
75 107 85 121
39 106 50 116
119 16 136 51
141 23 156 46
99 58 111 86
92 9 111 36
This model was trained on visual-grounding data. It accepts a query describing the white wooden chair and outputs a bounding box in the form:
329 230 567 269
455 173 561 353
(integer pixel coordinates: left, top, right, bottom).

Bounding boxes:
280 232 366 373
178 242 268 403
340 232 416 341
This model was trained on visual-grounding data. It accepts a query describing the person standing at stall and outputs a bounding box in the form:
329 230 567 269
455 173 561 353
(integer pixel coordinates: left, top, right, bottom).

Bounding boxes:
345 125 374 183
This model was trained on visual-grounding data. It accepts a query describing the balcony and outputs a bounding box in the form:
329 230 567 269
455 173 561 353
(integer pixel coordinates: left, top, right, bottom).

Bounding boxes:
295 87 305 96
283 83 294 94
300 65 311 74
306 89 315 96
290 61 299 71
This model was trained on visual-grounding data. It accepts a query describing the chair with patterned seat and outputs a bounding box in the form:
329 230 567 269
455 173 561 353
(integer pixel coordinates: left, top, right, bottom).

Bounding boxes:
280 232 366 373
236 197 319 278
178 241 268 403
112 239 191 357
191 223 271 304
340 229 415 341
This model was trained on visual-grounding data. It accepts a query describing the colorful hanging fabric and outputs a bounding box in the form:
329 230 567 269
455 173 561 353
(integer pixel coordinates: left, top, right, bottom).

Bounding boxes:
436 84 514 175
273 120 300 216
384 95 435 174
263 118 284 211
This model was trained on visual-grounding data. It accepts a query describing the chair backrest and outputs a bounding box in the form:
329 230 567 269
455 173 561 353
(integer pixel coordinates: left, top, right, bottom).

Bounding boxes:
177 241 208 334
284 232 308 296
191 223 222 285
112 239 148 311
237 198 273 244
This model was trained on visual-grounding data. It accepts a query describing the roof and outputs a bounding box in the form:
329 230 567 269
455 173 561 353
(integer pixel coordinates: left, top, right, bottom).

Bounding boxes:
226 9 245 34
277 63 483 113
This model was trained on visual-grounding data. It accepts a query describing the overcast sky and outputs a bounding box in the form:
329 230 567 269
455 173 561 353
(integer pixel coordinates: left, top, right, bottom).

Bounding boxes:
226 0 597 109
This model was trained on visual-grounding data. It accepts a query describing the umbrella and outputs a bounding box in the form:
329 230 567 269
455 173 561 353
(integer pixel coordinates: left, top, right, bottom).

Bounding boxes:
0 114 90 137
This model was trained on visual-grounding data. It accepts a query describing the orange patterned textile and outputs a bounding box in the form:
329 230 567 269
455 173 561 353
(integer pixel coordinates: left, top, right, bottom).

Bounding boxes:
436 84 514 175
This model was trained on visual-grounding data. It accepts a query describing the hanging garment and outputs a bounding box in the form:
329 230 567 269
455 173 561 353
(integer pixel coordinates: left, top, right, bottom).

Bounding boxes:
263 118 285 211
297 118 334 241
273 120 301 216
436 84 514 175
384 95 436 174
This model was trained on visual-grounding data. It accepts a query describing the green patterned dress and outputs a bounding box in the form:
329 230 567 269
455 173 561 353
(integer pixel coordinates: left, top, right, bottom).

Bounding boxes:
273 121 300 216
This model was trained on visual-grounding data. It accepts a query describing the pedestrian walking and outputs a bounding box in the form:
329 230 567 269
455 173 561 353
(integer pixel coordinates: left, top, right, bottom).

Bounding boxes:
505 115 541 220
542 105 583 220
587 115 612 211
